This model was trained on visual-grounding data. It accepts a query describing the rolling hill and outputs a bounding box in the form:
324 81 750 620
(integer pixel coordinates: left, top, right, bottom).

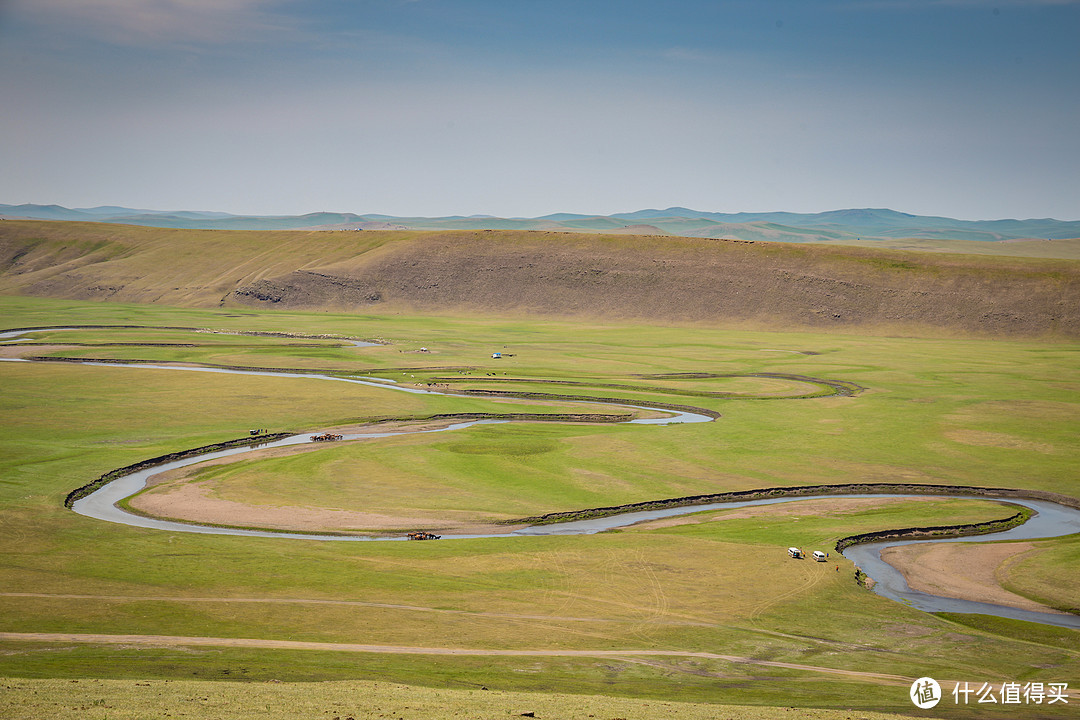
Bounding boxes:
4 203 1080 249
2 220 1077 337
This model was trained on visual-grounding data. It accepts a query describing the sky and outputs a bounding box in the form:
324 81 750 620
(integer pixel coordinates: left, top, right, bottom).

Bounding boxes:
1 0 1078 220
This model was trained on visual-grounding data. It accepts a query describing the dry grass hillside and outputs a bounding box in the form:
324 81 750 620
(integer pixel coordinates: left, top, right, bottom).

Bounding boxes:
2 219 1078 337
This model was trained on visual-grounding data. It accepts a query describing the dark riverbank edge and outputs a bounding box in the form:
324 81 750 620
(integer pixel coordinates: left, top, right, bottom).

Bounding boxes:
25 355 480 377
429 372 864 400
434 387 722 420
22 355 862 421
29 355 724 421
62 412 634 510
506 482 1080 529
834 507 1031 552
63 433 294 508
4 324 383 344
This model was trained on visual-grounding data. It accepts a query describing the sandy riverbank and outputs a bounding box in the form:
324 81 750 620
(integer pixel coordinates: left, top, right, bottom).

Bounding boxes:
879 541 1067 615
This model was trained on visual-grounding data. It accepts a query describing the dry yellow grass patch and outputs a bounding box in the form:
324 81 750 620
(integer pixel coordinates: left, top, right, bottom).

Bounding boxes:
943 428 1054 453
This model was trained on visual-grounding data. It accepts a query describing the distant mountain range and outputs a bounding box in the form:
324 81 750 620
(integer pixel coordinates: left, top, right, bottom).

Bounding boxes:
3 203 1079 244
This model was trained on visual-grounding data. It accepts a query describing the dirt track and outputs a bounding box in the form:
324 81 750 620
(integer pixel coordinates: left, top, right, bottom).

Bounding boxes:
0 592 705 626
0 632 913 685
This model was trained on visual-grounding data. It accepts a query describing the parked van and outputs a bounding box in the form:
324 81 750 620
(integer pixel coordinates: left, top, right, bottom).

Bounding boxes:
788 547 803 559
813 551 827 562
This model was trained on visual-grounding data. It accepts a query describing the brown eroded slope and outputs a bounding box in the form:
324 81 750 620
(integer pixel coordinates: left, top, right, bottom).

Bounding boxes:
1 220 1078 337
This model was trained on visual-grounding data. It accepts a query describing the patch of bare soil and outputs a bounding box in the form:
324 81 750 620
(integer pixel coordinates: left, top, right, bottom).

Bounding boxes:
944 428 1054 453
128 481 518 535
0 344 66 358
879 541 1067 615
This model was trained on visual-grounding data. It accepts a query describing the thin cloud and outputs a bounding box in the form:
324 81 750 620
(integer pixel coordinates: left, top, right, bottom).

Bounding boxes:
7 0 300 48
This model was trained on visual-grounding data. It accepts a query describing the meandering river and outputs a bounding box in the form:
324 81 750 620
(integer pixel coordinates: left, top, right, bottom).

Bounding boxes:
5 327 1079 629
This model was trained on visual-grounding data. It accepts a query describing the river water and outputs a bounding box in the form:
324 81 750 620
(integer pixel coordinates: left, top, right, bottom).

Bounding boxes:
7 327 1079 628
843 499 1080 629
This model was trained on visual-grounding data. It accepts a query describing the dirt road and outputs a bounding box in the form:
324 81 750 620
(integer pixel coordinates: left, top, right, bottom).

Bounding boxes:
0 631 912 685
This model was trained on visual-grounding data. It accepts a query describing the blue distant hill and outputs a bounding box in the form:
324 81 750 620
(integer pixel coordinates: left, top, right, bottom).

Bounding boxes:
2 202 1078 243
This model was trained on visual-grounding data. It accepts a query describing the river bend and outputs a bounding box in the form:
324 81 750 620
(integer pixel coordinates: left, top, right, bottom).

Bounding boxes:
5 328 1079 629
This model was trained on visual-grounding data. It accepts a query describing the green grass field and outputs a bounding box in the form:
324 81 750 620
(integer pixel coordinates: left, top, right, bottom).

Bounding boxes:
1 295 1078 718
0 677 936 720
1001 534 1080 614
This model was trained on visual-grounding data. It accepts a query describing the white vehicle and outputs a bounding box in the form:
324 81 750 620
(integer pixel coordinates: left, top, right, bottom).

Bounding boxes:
788 547 803 559
813 551 827 562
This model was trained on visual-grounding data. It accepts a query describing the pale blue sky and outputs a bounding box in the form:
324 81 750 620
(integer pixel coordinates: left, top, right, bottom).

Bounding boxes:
1 0 1077 219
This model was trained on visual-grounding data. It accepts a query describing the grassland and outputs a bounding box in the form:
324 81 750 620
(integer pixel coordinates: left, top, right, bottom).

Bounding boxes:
0 677 932 720
4 220 1079 337
1001 534 1080 614
1 295 1078 718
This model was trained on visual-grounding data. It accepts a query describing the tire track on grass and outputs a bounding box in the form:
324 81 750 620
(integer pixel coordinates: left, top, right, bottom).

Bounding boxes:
0 632 914 685
747 554 829 627
623 549 671 643
0 592 702 627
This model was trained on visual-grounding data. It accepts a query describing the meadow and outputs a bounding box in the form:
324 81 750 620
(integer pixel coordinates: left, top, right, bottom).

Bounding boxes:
1 295 1078 718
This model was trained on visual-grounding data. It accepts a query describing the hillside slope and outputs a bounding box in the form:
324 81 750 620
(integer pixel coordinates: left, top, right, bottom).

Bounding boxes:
1 220 1078 337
